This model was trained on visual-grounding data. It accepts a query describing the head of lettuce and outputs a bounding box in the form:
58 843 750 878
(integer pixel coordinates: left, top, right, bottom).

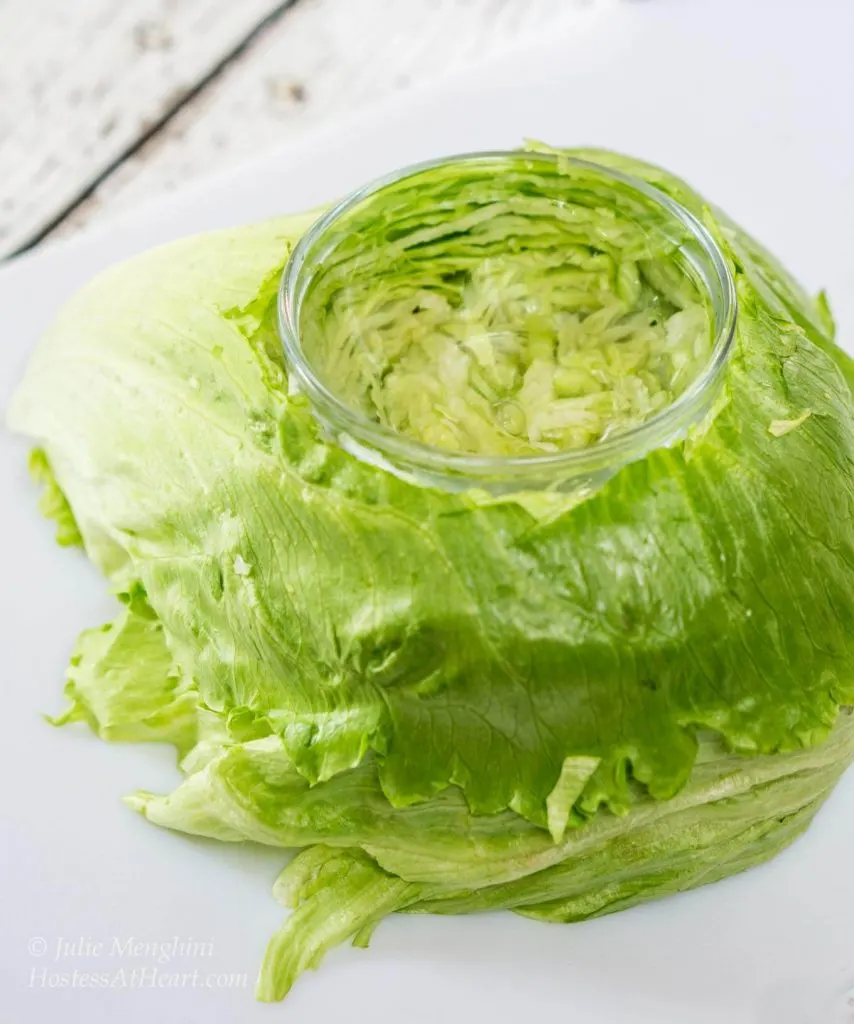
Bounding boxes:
9 147 854 1002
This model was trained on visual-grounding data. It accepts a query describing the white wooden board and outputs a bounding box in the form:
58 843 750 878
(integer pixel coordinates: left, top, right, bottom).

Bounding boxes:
0 0 289 256
65 0 579 236
0 0 579 256
2 2 854 1022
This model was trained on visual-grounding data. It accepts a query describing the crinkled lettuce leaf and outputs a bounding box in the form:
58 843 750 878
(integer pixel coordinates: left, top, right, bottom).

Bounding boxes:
258 847 422 1002
128 709 854 899
28 447 83 548
50 583 198 756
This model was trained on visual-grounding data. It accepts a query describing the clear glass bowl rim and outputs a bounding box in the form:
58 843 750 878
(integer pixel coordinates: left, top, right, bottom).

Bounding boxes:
278 149 738 483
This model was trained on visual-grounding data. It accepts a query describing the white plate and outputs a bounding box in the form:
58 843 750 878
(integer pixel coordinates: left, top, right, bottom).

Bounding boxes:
3 2 854 1021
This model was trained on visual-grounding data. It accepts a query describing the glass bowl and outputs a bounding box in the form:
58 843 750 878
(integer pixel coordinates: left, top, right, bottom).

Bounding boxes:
278 150 737 494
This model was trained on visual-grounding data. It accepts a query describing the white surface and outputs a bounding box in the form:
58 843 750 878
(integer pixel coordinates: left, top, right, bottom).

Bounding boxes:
1 0 576 257
3 1 854 1021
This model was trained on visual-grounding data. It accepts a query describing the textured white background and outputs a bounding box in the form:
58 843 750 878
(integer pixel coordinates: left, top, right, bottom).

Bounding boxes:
0 0 582 257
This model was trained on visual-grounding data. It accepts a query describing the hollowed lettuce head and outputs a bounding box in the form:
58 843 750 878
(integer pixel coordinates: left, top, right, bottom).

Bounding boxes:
10 147 854 1001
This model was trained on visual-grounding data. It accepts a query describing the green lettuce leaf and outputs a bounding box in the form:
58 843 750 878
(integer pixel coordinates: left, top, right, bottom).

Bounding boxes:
257 847 421 1002
28 447 83 547
127 710 854 898
51 584 198 756
130 704 854 991
10 146 854 999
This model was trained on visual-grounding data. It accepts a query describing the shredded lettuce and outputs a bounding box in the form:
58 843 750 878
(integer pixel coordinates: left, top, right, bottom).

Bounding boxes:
298 160 712 455
9 147 854 1001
